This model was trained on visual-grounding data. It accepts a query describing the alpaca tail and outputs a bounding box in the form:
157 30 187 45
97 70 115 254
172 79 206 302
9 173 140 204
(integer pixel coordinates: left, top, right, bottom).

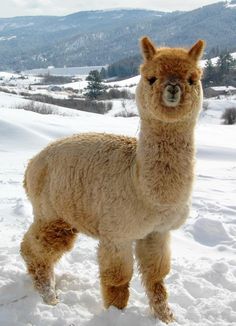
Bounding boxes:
23 170 28 195
23 155 48 199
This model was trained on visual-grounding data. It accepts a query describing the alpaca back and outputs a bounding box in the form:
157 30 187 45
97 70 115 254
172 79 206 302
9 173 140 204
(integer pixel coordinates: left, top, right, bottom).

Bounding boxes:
24 133 139 237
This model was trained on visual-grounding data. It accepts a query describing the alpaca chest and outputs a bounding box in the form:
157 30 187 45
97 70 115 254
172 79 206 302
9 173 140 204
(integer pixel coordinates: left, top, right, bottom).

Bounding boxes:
97 200 190 241
152 203 190 233
130 203 190 239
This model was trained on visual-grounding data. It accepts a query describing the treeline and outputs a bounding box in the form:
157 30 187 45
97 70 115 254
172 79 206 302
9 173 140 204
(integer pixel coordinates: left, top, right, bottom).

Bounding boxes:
203 51 236 87
40 74 73 85
101 49 236 87
101 55 142 79
24 94 113 114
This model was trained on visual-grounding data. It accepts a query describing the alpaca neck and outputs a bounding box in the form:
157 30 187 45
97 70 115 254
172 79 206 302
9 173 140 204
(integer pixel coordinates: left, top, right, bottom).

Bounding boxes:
136 118 196 206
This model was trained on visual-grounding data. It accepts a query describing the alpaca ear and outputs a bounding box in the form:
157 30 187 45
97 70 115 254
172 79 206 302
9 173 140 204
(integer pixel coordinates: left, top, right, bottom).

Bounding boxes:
140 36 157 61
188 40 206 61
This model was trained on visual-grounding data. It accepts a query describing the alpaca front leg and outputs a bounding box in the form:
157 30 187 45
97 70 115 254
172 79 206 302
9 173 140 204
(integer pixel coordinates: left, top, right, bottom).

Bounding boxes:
98 240 133 310
135 231 174 324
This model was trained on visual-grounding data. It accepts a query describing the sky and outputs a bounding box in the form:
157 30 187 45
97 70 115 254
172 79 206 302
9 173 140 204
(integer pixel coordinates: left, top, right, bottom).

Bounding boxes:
0 0 226 18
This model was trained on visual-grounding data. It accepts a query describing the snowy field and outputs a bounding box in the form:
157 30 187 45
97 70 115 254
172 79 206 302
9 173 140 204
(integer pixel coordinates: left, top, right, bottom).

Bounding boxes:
0 91 236 326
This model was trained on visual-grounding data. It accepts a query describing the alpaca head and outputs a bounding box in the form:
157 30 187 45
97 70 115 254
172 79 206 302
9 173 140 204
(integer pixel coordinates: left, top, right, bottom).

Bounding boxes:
136 36 205 123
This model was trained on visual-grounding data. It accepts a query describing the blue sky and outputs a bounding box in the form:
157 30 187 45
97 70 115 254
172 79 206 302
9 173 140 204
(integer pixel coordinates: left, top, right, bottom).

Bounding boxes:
0 0 225 18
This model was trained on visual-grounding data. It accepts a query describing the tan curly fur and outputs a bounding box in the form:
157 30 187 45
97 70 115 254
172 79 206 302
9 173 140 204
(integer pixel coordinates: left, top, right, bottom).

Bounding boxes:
20 36 205 323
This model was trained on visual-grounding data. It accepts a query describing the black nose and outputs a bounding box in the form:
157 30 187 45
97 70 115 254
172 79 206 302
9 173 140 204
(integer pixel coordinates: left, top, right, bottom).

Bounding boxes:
167 84 180 96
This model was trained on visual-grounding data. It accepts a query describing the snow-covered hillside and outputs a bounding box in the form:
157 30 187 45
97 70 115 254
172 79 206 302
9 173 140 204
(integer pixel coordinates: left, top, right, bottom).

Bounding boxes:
201 52 236 68
0 91 236 326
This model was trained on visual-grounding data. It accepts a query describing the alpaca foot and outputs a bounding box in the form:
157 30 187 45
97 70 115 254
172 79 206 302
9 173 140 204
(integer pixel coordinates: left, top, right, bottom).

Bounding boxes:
152 301 175 324
41 288 59 305
148 281 174 324
103 283 129 310
35 276 59 305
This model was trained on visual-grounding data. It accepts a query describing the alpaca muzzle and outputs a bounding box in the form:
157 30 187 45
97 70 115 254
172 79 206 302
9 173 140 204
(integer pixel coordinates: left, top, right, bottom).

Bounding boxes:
163 83 181 107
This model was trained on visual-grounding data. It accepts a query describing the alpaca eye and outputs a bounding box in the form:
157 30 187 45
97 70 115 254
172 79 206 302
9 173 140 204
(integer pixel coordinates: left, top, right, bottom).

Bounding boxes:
188 77 195 85
148 77 157 85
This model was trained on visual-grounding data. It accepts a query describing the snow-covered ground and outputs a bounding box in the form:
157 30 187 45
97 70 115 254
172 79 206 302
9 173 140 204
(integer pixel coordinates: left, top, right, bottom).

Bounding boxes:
201 97 236 124
0 72 42 87
0 90 236 326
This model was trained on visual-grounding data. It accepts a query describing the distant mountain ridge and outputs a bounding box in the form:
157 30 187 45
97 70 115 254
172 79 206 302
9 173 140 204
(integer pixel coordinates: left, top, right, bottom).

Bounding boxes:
0 1 236 70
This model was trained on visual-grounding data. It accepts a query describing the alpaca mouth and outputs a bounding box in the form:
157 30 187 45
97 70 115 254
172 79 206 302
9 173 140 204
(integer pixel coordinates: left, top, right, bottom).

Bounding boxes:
163 85 181 107
163 96 181 107
167 97 178 102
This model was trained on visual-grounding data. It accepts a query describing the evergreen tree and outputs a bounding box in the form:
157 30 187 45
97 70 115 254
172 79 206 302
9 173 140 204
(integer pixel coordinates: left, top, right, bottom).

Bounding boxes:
217 52 234 76
203 59 216 87
99 67 107 80
215 52 235 85
203 51 236 87
85 70 106 100
208 46 220 58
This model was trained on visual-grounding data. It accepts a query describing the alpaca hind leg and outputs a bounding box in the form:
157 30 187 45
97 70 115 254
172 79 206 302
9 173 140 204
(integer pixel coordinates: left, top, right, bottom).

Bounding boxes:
98 240 133 310
20 219 78 305
135 232 174 324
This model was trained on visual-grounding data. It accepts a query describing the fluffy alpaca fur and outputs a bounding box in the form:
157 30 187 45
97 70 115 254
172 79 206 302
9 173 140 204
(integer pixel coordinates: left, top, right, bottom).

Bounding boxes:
21 36 205 323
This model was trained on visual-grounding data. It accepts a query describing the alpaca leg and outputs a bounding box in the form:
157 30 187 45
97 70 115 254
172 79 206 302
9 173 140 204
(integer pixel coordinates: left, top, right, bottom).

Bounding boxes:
20 219 78 305
135 232 174 324
98 240 133 310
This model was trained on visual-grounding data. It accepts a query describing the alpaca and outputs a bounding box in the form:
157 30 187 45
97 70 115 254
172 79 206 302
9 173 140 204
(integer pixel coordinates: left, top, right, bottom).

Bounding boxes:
21 36 205 324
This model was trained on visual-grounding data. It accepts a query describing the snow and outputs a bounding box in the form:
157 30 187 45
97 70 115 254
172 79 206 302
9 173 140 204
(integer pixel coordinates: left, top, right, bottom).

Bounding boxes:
61 75 140 93
0 72 19 80
201 52 236 68
225 0 236 8
23 67 104 77
62 79 88 90
0 89 236 325
106 99 138 117
211 86 236 91
187 217 232 246
201 97 236 124
0 36 16 42
0 72 42 87
106 75 140 87
61 75 140 94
